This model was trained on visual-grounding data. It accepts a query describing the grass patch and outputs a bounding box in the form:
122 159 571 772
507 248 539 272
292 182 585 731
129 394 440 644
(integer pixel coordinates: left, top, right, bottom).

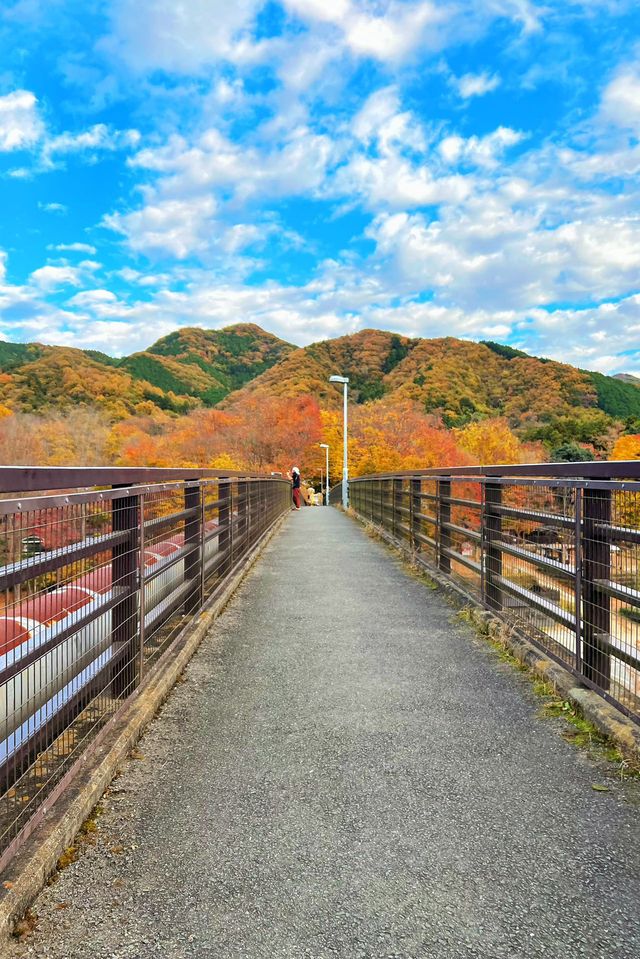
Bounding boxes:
11 908 38 941
539 695 637 775
54 802 103 875
457 606 527 672
55 846 79 871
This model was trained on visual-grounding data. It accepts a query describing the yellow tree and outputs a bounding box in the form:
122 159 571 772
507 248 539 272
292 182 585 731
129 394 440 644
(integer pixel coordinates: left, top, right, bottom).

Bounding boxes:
611 434 640 461
456 417 526 466
610 435 640 527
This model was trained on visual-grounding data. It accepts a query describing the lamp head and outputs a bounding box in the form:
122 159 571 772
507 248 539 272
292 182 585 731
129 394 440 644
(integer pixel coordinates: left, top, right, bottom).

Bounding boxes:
329 375 349 384
319 443 329 449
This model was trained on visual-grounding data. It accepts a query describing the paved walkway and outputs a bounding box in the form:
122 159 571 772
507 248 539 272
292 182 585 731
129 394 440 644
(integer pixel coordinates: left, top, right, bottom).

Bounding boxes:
10 509 640 959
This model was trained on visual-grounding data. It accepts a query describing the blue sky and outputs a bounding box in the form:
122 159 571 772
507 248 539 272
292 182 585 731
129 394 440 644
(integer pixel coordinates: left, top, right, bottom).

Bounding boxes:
0 0 639 374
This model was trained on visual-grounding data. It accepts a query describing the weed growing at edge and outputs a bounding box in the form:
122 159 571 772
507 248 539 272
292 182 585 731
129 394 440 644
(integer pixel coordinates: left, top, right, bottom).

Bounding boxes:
53 802 104 876
359 519 439 590
457 606 640 781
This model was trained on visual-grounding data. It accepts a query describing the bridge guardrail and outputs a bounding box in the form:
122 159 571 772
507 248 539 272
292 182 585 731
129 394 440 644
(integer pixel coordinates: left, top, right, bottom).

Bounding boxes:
328 482 343 507
0 467 290 870
348 461 640 725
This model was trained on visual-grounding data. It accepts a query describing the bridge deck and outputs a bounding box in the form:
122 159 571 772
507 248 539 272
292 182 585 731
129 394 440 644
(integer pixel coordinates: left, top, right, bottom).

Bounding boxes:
10 509 640 959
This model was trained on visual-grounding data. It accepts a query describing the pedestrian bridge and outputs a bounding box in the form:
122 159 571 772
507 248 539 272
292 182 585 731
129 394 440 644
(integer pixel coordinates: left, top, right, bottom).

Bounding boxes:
0 465 639 957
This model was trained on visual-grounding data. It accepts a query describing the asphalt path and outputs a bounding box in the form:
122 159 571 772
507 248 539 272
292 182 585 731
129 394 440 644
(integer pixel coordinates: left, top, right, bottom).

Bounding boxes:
9 508 640 959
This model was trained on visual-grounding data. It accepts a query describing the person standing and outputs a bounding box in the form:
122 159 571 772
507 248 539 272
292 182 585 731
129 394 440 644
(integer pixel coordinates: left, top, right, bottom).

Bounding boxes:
290 466 301 510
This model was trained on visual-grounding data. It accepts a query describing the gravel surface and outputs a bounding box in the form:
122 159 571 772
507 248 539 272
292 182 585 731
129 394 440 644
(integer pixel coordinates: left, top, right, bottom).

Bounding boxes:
7 508 640 959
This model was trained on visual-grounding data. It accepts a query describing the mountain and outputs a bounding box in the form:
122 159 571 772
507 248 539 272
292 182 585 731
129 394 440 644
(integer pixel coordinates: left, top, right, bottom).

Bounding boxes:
0 324 295 417
2 325 640 451
614 373 640 387
223 329 640 435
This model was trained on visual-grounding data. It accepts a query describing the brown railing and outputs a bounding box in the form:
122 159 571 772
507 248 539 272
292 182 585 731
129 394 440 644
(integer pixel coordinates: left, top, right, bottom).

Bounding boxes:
348 461 640 724
0 467 290 870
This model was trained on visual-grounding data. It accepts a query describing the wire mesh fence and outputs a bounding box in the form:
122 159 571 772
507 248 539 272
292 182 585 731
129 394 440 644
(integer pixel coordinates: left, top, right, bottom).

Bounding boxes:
0 467 290 871
350 463 640 725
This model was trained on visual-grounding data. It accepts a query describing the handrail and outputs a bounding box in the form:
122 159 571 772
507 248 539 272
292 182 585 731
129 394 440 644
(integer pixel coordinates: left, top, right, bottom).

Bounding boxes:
353 460 640 481
0 466 285 494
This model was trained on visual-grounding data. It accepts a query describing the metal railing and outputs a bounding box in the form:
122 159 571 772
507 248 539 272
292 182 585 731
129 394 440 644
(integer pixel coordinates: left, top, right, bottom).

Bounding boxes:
348 461 640 724
328 482 343 507
0 467 290 870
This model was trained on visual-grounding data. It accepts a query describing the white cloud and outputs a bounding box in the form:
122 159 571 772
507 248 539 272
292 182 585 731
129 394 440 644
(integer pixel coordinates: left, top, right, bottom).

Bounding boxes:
43 124 140 160
334 153 472 209
0 90 43 151
105 195 217 259
105 0 263 73
478 0 545 34
276 38 338 93
0 90 139 171
106 125 336 258
439 127 525 167
345 3 445 61
67 289 120 315
455 72 500 99
98 0 552 82
367 201 640 312
30 265 84 289
51 243 98 254
601 62 640 129
130 126 334 200
283 0 351 24
38 201 68 214
352 86 425 153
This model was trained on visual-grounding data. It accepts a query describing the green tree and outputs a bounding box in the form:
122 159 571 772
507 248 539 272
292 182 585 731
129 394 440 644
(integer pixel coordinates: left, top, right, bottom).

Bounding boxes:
550 442 595 462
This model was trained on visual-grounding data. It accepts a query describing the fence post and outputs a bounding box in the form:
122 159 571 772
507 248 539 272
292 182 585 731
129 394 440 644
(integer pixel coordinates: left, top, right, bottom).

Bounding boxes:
240 478 248 549
582 487 611 691
184 480 203 614
574 488 583 676
437 479 451 574
218 477 232 577
253 478 259 540
483 481 503 611
138 491 147 682
392 478 401 540
411 477 422 554
111 486 140 697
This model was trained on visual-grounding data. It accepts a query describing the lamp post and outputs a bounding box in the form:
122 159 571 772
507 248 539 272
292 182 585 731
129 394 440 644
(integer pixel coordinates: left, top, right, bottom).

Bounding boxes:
319 443 329 506
328 375 349 509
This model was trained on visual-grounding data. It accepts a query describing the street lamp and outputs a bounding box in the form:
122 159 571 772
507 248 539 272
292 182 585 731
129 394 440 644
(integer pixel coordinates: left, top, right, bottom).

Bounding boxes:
328 375 349 509
319 443 329 506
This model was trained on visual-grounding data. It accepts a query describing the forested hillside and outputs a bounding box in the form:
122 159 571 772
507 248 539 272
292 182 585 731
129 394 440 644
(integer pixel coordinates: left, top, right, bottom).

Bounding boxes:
0 324 294 416
1 324 640 473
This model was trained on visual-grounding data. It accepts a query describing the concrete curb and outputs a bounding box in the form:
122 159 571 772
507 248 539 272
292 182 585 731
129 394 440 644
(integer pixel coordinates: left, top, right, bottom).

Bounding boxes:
0 514 287 944
353 512 640 760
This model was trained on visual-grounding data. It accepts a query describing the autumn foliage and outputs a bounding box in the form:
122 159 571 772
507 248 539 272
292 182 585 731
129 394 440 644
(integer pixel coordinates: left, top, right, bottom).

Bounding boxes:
611 434 640 461
1 324 639 478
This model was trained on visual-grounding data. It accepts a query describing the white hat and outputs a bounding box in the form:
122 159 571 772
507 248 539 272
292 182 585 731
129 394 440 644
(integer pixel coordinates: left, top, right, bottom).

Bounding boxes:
292 466 300 474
